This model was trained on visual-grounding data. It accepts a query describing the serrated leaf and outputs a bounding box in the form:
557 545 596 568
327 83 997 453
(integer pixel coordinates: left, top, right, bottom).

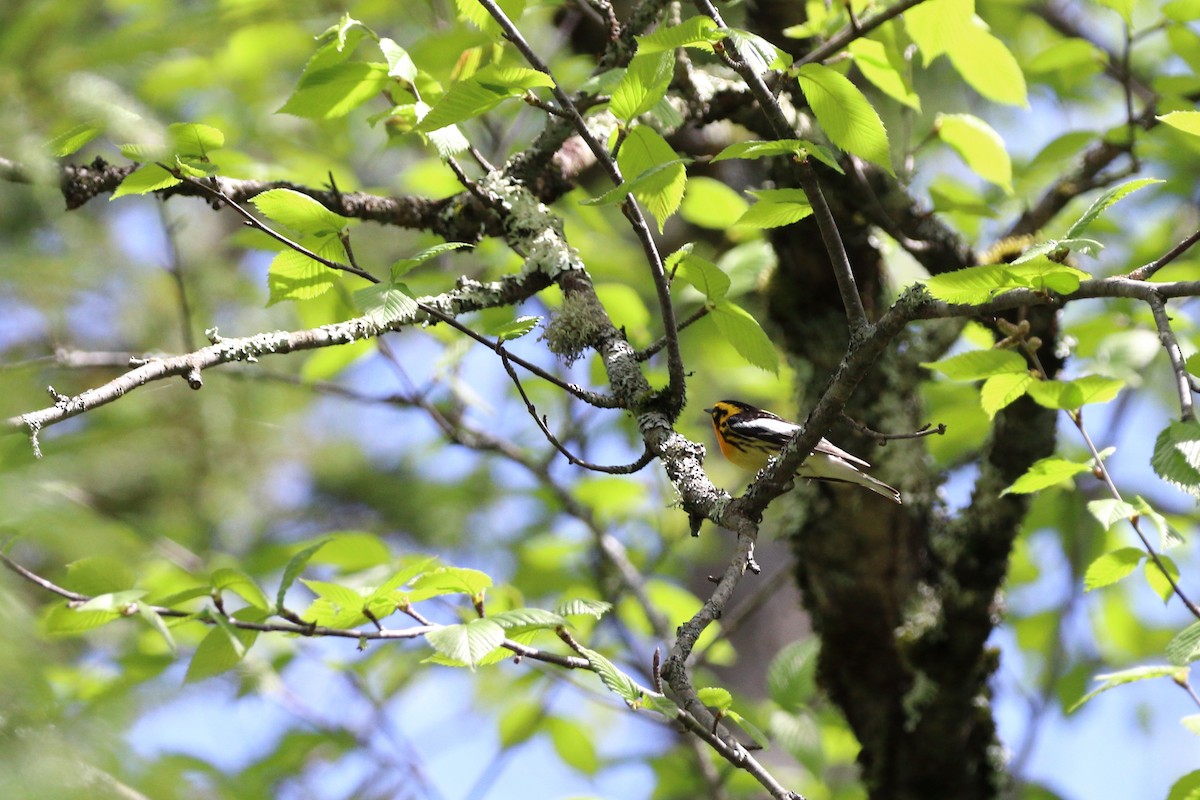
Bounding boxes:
185 612 263 683
47 122 103 157
211 568 271 611
1132 496 1185 550
391 241 472 277
710 300 779 373
736 188 813 228
353 281 419 323
610 50 674 122
167 122 224 157
379 38 417 83
936 113 1011 193
712 139 813 162
920 349 1027 381
1068 664 1185 712
616 126 686 232
279 62 391 119
673 254 730 301
849 38 920 110
697 686 733 710
555 598 612 619
581 157 691 208
726 709 771 748
905 0 973 62
111 164 181 199
635 16 718 54
489 315 541 341
277 539 331 610
1065 178 1163 239
454 0 525 34
409 566 493 599
488 608 565 632
267 237 345 305
1003 456 1092 495
1087 498 1139 529
43 605 121 635
251 189 349 237
1146 555 1181 605
425 619 506 668
1004 258 1090 294
921 263 1014 303
1025 375 1124 410
797 63 892 173
946 24 1027 107
300 579 368 627
576 643 645 705
720 28 792 75
1152 421 1200 499
136 604 177 654
980 372 1034 418
1168 621 1200 666
1083 547 1143 591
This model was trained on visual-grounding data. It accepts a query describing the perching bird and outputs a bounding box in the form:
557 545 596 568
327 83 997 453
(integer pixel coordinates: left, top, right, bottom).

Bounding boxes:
705 400 902 504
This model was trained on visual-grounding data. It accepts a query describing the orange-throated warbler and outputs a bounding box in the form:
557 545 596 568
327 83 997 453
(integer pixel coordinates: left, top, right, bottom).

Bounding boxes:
705 400 902 504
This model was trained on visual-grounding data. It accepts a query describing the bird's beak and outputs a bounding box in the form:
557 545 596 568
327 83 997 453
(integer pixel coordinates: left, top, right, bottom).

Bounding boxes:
702 407 713 414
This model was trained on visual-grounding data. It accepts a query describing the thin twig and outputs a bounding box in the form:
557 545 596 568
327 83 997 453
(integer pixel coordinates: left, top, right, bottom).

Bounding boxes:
1126 227 1200 281
498 346 655 473
796 0 931 67
1146 293 1194 422
840 413 947 445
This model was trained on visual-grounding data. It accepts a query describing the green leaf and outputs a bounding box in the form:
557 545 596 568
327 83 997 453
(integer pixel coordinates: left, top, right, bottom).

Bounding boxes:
279 62 391 119
267 237 346 305
920 349 1027 381
710 300 779 373
711 138 829 164
277 538 332 611
921 263 1013 303
548 717 599 774
1132 496 1185 550
353 280 419 323
635 16 718 54
616 126 687 232
76 589 147 613
1082 547 1143 591
1159 110 1200 136
680 177 750 229
64 556 137 595
185 611 263 683
210 567 271 611
1025 375 1124 410
47 122 103 157
946 24 1027 107
1004 257 1091 294
980 372 1034 418
905 0 973 62
251 188 349 237
1145 554 1181 605
137 604 178 655
1068 664 1185 712
1168 621 1200 666
849 38 920 111
1065 178 1163 239
488 608 566 633
555 598 612 619
725 709 771 748
672 253 731 302
1152 421 1200 499
581 157 691 209
575 643 646 706
409 566 493 599
454 0 525 34
167 122 224 157
936 113 1011 193
111 164 181 199
391 241 472 278
796 63 892 173
379 38 417 83
697 686 733 710
425 618 506 669
488 315 541 341
1087 498 1139 529
1094 0 1133 22
736 188 813 228
419 65 553 132
609 51 674 122
766 639 818 711
720 28 792 75
43 604 121 635
1002 456 1093 495
1168 770 1200 800
498 700 542 747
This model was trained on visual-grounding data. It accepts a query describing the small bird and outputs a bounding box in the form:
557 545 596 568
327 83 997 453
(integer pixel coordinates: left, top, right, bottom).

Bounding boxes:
705 400 902 504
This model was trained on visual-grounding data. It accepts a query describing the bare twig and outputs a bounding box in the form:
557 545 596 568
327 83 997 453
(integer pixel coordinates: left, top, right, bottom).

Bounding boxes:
797 0 931 67
1126 227 1200 281
1146 294 1194 422
841 413 947 445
